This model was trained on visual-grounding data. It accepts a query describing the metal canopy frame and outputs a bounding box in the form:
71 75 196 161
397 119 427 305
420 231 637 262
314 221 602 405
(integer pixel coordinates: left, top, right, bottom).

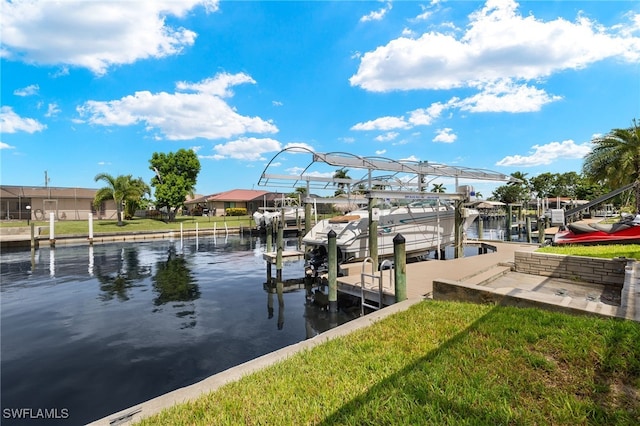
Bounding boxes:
257 148 518 199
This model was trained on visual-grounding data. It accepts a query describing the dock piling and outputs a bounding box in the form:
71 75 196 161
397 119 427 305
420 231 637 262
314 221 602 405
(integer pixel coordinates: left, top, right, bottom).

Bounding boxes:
328 230 338 313
393 234 407 302
49 212 55 247
276 220 284 284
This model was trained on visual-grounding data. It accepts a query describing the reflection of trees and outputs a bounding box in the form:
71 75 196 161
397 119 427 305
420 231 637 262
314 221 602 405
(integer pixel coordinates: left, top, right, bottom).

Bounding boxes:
152 249 200 328
96 247 151 302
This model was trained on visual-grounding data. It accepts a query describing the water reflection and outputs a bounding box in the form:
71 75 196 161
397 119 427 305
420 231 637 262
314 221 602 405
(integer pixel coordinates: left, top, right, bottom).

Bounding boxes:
1 237 360 425
152 246 200 328
95 246 151 302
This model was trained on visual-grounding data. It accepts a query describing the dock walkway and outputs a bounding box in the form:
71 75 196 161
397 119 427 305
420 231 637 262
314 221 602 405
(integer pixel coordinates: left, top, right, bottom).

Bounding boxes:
337 241 538 299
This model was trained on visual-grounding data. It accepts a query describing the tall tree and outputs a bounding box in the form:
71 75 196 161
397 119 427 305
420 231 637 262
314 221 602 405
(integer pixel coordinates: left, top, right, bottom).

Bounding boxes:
94 173 149 226
149 149 201 221
333 168 351 196
583 119 640 212
431 183 446 193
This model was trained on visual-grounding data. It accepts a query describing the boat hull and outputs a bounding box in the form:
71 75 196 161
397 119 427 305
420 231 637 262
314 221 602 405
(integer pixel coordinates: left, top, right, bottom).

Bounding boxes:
303 206 478 265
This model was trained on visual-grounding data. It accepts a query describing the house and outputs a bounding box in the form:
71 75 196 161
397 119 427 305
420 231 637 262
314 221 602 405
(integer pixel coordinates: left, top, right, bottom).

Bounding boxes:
0 185 117 221
184 189 295 216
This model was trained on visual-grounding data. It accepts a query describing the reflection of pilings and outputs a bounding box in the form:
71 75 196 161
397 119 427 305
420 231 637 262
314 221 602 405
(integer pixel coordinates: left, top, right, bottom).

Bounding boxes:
277 281 284 330
394 234 407 302
328 229 337 313
267 288 274 319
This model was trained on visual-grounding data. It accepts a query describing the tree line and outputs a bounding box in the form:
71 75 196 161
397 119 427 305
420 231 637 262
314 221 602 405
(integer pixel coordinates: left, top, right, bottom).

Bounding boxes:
491 119 640 211
93 119 639 226
94 148 200 226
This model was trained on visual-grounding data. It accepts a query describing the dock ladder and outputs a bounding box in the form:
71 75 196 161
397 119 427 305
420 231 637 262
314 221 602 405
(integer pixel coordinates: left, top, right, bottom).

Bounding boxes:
360 257 393 315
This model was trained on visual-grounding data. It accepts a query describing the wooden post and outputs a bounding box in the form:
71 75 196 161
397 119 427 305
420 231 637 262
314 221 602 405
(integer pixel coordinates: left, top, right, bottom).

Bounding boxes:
506 204 512 242
276 219 284 284
393 234 407 302
88 212 94 245
49 211 55 247
266 223 273 253
368 198 378 268
30 222 36 249
304 201 312 236
538 217 545 245
526 217 532 243
454 201 463 258
328 229 338 313
477 216 483 240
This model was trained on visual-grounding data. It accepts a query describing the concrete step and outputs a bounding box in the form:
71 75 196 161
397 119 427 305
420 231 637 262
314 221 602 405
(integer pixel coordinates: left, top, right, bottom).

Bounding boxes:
463 264 512 286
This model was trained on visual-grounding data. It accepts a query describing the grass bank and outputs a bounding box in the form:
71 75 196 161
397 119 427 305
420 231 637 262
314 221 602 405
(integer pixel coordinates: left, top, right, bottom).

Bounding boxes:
538 244 640 260
137 301 639 425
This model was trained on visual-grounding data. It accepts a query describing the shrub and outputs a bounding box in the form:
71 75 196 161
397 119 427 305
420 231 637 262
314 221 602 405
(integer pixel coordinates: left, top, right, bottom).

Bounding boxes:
225 208 247 216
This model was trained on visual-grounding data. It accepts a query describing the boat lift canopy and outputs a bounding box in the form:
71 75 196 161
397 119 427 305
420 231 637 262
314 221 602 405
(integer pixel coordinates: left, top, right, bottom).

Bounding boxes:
257 148 519 201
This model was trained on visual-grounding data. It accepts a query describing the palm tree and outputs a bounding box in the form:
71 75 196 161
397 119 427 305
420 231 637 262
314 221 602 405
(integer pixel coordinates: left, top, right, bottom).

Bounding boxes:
431 183 446 193
583 119 640 212
94 173 149 226
333 168 351 196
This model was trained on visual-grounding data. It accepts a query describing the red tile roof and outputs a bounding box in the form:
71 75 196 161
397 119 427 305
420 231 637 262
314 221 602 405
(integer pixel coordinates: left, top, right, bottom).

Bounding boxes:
206 189 269 202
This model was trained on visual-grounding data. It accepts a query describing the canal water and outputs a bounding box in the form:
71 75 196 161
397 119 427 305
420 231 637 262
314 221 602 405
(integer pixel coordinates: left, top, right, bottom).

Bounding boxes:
0 236 359 425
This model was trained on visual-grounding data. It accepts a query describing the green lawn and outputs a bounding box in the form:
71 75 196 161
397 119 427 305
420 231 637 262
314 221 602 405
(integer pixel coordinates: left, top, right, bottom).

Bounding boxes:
538 244 640 260
137 301 640 425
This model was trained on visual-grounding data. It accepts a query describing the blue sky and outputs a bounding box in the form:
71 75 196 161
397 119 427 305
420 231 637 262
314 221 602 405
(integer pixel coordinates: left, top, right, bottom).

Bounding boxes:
1 0 639 198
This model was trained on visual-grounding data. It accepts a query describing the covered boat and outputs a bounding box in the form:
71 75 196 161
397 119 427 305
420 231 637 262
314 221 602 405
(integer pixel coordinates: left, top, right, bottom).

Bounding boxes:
253 197 307 230
303 201 478 275
553 214 640 245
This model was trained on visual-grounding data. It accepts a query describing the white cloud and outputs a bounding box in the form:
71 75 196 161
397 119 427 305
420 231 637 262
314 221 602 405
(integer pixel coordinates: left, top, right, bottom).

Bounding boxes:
45 103 61 118
351 116 409 131
400 155 420 162
0 141 16 150
433 128 457 143
1 0 219 75
0 106 46 133
77 72 277 140
375 132 399 142
408 102 447 126
350 0 640 92
375 149 387 155
496 140 592 167
360 2 392 23
14 84 39 96
272 100 283 107
213 137 282 161
453 79 562 113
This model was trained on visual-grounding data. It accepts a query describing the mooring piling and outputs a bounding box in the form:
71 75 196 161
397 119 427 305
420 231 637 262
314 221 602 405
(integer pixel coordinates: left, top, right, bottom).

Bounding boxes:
393 233 407 302
328 229 338 313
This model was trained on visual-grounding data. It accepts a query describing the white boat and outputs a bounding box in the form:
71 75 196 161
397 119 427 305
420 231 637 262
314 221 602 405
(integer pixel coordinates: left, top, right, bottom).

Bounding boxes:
253 197 307 230
303 201 479 274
